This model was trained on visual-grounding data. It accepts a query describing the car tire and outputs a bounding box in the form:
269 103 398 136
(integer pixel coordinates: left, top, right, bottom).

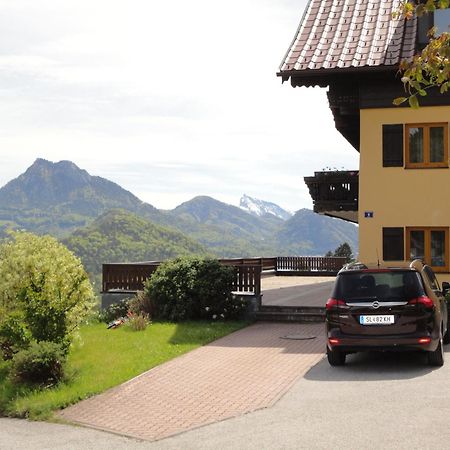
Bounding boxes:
428 333 444 367
327 346 346 366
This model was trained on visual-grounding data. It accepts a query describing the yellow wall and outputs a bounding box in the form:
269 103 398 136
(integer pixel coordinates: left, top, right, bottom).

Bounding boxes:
359 105 450 281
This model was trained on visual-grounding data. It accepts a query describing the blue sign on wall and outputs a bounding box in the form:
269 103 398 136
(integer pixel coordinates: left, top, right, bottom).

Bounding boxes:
364 211 374 218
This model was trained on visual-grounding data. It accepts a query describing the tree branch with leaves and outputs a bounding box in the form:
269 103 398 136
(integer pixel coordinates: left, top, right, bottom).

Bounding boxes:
394 0 450 108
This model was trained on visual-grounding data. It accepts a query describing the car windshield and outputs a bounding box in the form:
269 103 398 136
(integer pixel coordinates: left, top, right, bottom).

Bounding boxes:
332 271 425 301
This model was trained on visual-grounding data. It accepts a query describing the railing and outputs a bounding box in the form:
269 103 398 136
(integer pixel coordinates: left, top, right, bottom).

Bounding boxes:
102 262 160 292
232 265 261 296
220 257 277 271
304 170 359 212
102 256 344 294
276 256 346 273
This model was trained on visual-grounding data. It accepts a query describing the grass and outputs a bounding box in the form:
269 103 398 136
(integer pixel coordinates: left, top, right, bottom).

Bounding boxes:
0 320 247 420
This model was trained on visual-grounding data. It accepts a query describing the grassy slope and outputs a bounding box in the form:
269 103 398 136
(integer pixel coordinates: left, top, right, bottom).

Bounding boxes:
0 321 247 420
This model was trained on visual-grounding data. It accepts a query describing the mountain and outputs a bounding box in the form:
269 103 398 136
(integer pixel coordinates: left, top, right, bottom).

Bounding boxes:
276 209 358 256
170 196 281 256
63 209 208 289
0 158 161 236
239 194 292 220
0 159 359 261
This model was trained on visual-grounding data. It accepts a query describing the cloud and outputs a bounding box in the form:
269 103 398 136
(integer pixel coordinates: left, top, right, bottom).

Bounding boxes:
0 0 359 212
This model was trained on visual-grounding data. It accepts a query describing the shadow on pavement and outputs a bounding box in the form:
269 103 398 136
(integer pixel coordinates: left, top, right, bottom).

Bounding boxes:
207 322 326 355
304 347 450 381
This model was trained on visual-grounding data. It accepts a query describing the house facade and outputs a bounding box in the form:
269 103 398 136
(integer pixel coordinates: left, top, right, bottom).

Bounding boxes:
278 0 450 280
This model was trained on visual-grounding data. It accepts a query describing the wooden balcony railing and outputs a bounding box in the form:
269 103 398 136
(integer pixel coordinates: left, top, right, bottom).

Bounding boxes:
304 170 359 223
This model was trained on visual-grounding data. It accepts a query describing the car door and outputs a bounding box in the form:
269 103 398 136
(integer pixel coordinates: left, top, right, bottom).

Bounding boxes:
422 265 447 333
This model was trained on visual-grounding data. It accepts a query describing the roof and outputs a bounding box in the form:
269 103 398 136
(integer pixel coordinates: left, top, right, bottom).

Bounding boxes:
279 0 417 76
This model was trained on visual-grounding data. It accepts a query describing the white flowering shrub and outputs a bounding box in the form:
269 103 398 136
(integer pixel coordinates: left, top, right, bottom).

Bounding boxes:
0 232 95 359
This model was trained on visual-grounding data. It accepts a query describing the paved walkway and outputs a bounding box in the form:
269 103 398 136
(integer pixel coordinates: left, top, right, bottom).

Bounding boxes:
59 322 325 442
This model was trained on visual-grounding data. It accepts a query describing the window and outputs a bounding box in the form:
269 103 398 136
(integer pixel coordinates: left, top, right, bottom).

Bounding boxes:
383 227 404 261
434 8 450 35
406 227 449 272
418 8 450 46
382 124 403 167
405 123 448 168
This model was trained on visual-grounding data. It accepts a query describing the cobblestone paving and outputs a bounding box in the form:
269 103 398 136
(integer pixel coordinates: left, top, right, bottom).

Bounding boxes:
59 322 325 442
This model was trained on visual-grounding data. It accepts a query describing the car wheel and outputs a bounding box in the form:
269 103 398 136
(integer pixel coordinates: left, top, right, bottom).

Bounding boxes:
428 333 445 367
327 346 346 366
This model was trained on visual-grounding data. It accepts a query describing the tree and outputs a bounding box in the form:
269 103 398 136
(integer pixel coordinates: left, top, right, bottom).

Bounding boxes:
0 232 95 359
325 243 354 263
394 1 450 108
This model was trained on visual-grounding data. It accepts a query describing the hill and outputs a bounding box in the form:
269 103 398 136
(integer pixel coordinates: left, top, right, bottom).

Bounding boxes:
0 158 161 236
63 209 208 289
276 209 358 256
170 196 281 255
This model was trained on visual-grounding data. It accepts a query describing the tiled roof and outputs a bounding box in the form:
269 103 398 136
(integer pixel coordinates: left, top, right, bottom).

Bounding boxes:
279 0 417 73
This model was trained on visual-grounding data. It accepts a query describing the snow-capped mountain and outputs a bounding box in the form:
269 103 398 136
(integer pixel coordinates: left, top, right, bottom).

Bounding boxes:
239 194 292 221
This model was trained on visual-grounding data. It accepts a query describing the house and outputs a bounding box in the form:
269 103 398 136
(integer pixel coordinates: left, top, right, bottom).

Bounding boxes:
278 0 450 281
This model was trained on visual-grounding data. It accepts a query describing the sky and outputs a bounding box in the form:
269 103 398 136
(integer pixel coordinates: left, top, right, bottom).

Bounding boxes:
0 0 359 212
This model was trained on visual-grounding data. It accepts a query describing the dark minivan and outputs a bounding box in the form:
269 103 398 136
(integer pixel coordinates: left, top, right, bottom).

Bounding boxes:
326 260 449 366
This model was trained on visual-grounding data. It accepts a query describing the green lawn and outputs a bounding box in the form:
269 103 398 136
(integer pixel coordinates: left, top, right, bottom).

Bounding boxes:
0 320 247 420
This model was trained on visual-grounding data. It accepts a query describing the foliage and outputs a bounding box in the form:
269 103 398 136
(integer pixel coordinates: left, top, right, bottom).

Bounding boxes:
0 321 247 419
128 290 154 317
11 341 65 386
126 312 150 331
98 298 131 323
0 231 95 360
394 1 450 107
63 209 209 290
326 242 354 263
0 312 32 360
145 257 244 321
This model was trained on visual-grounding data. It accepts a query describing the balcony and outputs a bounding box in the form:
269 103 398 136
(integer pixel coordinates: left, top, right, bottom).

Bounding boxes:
304 170 359 223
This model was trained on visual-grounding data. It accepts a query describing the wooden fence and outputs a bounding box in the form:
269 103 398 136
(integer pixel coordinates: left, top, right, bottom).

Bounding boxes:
102 256 345 295
102 262 160 292
276 256 346 273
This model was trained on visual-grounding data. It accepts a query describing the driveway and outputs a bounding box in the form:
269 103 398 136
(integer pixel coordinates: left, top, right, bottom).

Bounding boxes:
3 348 450 449
261 275 335 307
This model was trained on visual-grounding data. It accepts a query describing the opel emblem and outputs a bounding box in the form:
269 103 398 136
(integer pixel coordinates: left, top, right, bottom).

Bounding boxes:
372 301 380 309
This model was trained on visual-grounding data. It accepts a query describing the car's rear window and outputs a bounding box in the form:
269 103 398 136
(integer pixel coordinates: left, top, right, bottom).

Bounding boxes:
332 271 425 301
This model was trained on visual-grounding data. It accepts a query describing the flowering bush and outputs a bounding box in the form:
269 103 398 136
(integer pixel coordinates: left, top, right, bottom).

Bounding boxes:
0 232 95 360
145 257 245 322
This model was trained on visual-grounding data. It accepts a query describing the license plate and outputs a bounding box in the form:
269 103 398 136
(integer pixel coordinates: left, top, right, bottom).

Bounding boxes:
359 315 394 325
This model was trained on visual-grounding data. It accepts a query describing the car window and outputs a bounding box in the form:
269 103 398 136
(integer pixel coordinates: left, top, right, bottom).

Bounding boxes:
333 271 425 300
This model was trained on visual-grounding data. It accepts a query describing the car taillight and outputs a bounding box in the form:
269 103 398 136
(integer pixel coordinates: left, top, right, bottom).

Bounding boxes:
408 296 434 309
328 338 340 345
326 298 346 310
418 337 431 344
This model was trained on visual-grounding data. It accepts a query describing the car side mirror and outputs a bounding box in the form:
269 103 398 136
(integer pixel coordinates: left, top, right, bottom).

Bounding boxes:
442 281 450 295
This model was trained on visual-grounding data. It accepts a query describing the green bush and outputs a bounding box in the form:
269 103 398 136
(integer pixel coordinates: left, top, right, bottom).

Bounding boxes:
98 298 131 323
0 311 32 360
145 257 244 321
11 341 65 385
